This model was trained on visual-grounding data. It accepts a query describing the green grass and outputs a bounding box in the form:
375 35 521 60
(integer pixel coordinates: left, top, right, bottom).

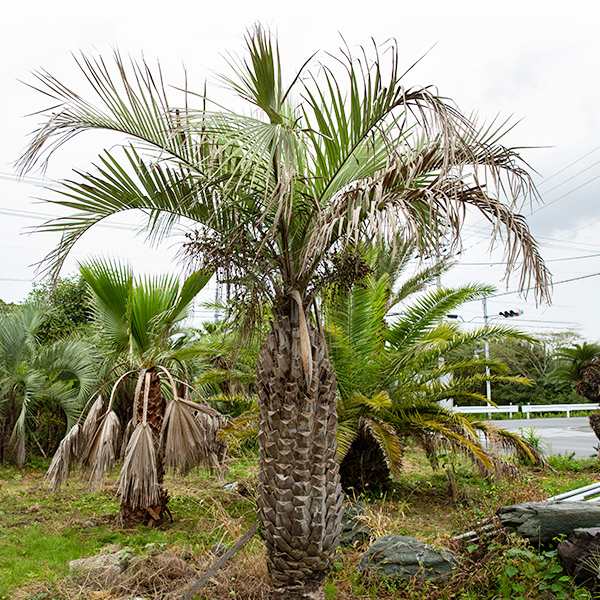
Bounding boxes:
1 446 599 599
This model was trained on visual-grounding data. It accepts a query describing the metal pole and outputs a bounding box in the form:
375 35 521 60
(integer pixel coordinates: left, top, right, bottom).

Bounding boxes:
482 297 492 419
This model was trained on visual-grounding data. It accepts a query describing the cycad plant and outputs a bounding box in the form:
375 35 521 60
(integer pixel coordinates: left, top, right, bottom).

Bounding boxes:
19 26 549 599
46 258 227 526
326 265 544 492
0 304 98 466
549 342 600 442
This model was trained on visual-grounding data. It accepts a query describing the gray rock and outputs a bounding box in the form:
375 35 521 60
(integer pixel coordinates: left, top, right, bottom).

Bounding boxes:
358 535 461 580
558 527 600 589
69 549 129 582
497 502 600 545
340 502 372 547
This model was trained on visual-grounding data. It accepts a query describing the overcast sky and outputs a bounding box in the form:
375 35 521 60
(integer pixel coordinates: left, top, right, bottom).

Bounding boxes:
1 0 600 339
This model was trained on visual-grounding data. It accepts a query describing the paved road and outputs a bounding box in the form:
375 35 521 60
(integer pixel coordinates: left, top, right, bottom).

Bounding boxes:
490 416 598 458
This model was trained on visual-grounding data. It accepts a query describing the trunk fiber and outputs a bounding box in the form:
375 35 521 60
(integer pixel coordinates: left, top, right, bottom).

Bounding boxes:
119 367 169 527
256 297 344 600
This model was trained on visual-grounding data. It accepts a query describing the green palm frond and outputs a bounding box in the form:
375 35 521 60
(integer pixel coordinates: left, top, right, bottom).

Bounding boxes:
360 416 404 480
80 257 132 354
386 284 495 352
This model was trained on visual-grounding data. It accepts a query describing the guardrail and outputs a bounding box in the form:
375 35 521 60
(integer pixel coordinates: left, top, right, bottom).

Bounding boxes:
453 403 599 419
454 404 519 418
521 403 600 419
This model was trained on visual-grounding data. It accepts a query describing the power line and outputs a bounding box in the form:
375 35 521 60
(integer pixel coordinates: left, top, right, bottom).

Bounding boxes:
458 252 600 266
0 206 139 231
489 272 600 299
530 172 600 216
537 145 600 187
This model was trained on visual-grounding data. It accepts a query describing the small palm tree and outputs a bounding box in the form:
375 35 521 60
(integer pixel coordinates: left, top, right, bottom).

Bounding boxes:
550 342 600 442
46 258 227 526
20 26 550 599
325 253 543 491
0 304 98 466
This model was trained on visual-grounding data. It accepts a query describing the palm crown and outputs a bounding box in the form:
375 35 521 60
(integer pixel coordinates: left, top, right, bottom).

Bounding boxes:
20 27 549 307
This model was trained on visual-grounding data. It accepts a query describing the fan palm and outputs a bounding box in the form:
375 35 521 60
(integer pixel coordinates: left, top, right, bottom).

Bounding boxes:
45 257 226 526
0 304 98 466
20 26 549 599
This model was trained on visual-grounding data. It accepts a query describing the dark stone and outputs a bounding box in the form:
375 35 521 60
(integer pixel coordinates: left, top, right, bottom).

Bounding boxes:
340 502 372 547
497 502 600 545
558 527 600 590
209 542 228 557
357 535 461 580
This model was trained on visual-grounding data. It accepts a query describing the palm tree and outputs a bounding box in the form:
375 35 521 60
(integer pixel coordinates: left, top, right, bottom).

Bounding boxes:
0 304 98 466
326 265 544 492
549 342 600 441
19 26 550 599
46 258 226 526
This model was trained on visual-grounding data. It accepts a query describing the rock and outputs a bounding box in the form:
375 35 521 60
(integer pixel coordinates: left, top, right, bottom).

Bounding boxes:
558 527 600 589
340 502 372 547
358 535 461 580
69 549 128 582
209 542 228 557
497 502 600 545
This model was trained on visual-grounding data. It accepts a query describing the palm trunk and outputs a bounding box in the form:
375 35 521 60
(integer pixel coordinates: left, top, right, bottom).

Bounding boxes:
119 367 169 527
256 296 344 600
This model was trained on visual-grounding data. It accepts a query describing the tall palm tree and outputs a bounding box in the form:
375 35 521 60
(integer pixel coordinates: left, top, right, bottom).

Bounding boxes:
0 304 98 466
19 26 550 599
46 258 226 526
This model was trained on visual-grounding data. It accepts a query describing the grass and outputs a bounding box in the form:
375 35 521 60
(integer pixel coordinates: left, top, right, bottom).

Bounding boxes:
1 446 599 599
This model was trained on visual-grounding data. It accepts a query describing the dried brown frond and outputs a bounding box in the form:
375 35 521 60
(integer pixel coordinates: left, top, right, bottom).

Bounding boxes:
118 422 159 509
80 395 105 450
479 422 550 470
44 423 81 492
301 139 551 304
162 396 220 474
80 411 122 490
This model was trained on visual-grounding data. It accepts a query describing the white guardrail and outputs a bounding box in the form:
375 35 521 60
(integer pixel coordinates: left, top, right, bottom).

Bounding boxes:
521 403 600 419
454 403 600 418
454 405 520 416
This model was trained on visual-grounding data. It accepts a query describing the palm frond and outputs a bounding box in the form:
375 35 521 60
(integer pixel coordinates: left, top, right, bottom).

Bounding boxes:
161 395 227 474
360 416 404 481
118 422 159 509
80 410 121 490
44 423 81 492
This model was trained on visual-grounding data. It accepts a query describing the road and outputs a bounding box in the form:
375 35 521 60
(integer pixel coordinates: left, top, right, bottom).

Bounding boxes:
490 416 598 458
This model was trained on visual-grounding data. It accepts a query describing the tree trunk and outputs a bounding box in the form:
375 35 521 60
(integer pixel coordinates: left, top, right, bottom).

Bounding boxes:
119 367 169 527
256 296 344 600
339 432 393 494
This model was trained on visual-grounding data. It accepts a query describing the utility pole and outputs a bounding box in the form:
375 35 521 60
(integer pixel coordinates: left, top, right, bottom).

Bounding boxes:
482 297 492 418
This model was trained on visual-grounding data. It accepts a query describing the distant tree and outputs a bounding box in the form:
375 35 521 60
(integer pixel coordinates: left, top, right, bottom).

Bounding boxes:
0 299 17 314
26 275 90 342
448 332 585 406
